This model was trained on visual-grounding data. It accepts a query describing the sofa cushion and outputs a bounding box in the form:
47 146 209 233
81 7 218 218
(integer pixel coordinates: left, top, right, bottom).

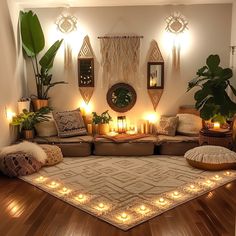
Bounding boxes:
157 135 199 144
53 109 87 138
157 116 179 136
0 151 42 177
94 135 157 143
177 113 202 136
40 145 63 166
33 135 93 143
185 145 236 170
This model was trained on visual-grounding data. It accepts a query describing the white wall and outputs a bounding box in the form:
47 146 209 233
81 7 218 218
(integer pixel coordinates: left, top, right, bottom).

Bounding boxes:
27 4 232 125
0 0 24 147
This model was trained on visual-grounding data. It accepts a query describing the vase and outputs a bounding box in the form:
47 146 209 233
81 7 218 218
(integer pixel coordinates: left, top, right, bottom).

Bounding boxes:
22 129 35 139
18 100 31 113
98 124 109 135
32 99 49 111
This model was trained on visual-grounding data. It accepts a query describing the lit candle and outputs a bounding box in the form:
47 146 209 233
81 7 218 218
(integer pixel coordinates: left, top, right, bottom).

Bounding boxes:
98 203 104 209
140 205 146 211
39 176 44 180
213 122 220 129
172 191 179 197
158 197 166 205
214 175 220 180
121 212 127 219
190 184 195 189
78 194 84 200
87 124 92 135
140 123 145 134
62 187 68 193
226 171 231 176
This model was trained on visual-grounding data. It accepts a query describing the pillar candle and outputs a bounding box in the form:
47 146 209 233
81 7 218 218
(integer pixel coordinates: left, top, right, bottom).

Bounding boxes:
140 123 145 134
87 124 92 135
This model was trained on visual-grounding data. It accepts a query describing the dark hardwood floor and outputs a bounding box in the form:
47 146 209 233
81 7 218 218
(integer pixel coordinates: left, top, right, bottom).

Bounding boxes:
0 173 236 236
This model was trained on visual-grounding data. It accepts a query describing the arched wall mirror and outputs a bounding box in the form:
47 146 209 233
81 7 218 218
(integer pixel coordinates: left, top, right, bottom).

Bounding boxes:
106 83 137 113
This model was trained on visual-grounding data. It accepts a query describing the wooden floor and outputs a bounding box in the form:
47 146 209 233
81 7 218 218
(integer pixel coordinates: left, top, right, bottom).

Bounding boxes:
0 173 236 236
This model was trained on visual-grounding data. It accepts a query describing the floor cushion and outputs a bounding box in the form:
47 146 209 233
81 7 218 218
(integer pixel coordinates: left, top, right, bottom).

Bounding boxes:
185 145 236 170
0 151 42 177
40 144 63 166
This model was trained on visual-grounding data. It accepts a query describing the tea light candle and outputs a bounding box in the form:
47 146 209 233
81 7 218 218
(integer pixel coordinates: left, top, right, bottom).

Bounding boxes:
140 205 146 211
172 191 179 198
98 203 104 209
226 171 231 176
158 197 166 205
121 212 127 219
49 181 58 188
213 122 220 129
190 184 195 189
214 175 220 180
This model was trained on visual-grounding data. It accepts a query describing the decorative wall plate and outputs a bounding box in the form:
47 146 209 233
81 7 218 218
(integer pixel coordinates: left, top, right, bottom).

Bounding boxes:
106 83 137 113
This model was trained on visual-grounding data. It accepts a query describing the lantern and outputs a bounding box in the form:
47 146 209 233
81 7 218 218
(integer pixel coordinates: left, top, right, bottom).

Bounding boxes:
117 116 127 133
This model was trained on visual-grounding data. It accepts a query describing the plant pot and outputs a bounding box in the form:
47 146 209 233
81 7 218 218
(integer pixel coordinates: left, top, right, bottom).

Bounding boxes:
98 123 109 135
18 100 31 113
32 99 49 111
22 129 35 139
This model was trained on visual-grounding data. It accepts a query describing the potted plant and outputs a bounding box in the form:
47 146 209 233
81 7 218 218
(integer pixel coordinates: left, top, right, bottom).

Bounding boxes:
92 110 112 135
187 54 236 127
17 97 31 114
20 11 67 111
11 107 52 139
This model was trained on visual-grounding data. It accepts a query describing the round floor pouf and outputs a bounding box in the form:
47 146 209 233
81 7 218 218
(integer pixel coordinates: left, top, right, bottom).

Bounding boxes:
39 145 63 166
0 152 42 177
185 146 236 170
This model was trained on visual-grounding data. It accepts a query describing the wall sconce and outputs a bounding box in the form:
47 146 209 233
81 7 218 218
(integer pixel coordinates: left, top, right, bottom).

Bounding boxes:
117 116 127 134
56 8 77 69
5 107 16 123
165 12 188 69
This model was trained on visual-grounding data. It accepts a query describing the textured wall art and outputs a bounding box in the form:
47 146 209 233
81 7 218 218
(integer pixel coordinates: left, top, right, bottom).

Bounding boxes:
99 36 142 86
78 36 95 104
146 40 164 111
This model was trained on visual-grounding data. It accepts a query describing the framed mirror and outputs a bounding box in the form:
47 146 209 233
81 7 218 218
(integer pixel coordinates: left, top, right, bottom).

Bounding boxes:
78 58 94 87
147 62 164 89
107 83 137 113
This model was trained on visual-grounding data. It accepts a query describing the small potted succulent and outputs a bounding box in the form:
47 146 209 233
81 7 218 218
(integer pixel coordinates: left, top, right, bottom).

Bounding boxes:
11 107 52 139
92 110 112 135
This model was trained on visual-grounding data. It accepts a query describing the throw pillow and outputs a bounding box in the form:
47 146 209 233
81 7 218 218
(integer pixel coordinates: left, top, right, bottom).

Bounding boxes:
0 151 42 177
185 145 236 170
157 116 179 136
53 109 87 138
40 144 63 166
177 113 202 136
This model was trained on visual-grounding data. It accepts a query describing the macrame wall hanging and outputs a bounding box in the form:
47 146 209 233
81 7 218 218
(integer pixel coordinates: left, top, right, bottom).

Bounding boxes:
147 40 164 111
165 12 188 69
56 9 77 70
78 35 95 104
98 36 142 86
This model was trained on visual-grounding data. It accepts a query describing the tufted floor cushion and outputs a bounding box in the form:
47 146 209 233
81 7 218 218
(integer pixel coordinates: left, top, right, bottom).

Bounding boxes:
39 145 63 166
185 145 236 170
0 151 42 177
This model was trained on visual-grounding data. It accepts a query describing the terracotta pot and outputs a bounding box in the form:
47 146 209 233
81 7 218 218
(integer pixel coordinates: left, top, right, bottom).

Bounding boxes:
32 99 49 111
22 129 35 139
98 123 109 135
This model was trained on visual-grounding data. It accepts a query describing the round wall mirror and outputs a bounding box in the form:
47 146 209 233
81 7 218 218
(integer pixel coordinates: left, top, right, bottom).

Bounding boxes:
106 83 137 113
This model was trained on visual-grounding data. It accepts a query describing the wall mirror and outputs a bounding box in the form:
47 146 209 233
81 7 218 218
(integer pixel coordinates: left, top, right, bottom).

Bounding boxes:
147 62 164 89
106 83 137 113
78 58 94 87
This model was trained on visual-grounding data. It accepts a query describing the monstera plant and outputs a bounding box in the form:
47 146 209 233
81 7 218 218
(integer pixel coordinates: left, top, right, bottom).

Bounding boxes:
20 11 67 110
188 54 236 124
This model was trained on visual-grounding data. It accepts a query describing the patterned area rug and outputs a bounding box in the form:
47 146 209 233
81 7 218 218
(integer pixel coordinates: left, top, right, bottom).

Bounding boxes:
20 156 236 230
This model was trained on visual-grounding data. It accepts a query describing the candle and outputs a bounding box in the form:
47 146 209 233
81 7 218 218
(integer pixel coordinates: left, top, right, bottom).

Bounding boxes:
145 121 149 134
62 187 68 192
158 197 166 205
140 205 146 211
172 191 179 197
98 203 104 209
226 171 231 176
121 212 127 219
214 175 220 180
190 184 195 189
140 123 145 134
213 122 220 129
87 124 92 135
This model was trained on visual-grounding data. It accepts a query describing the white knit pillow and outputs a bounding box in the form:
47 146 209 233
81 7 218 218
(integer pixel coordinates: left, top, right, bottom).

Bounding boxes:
185 146 236 170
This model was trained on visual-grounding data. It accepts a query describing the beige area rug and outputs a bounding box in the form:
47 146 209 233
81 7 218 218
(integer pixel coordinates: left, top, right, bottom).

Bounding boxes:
20 156 236 231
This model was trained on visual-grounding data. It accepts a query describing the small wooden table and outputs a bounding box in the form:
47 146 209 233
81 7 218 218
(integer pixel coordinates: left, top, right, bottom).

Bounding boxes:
199 129 233 149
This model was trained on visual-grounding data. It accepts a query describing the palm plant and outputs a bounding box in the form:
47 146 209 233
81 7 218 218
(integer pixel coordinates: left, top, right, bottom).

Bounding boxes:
188 54 236 124
20 10 66 99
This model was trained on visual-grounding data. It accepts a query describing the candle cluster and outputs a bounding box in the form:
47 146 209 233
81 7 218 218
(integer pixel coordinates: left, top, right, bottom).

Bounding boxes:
33 170 235 225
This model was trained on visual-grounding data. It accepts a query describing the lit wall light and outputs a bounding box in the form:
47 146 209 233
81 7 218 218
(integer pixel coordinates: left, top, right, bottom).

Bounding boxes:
165 12 189 69
5 107 16 123
56 8 78 69
79 100 93 116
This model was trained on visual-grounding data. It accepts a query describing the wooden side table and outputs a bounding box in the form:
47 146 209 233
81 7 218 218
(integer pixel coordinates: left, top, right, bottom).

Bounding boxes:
199 129 233 149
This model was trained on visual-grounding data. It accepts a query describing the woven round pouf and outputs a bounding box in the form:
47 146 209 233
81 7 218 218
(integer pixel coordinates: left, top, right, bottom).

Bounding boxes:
39 145 63 166
185 145 236 171
0 152 42 177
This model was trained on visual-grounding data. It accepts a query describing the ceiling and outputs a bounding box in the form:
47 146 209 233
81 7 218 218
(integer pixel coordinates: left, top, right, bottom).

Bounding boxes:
13 0 234 8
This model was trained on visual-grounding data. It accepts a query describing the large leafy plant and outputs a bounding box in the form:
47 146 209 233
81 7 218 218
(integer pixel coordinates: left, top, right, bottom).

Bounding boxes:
188 54 236 123
20 11 66 99
11 107 52 130
92 110 112 124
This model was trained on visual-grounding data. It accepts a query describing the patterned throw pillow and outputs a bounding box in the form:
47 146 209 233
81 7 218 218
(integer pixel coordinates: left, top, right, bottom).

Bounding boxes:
157 116 179 136
40 145 63 166
0 151 42 177
53 109 87 137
